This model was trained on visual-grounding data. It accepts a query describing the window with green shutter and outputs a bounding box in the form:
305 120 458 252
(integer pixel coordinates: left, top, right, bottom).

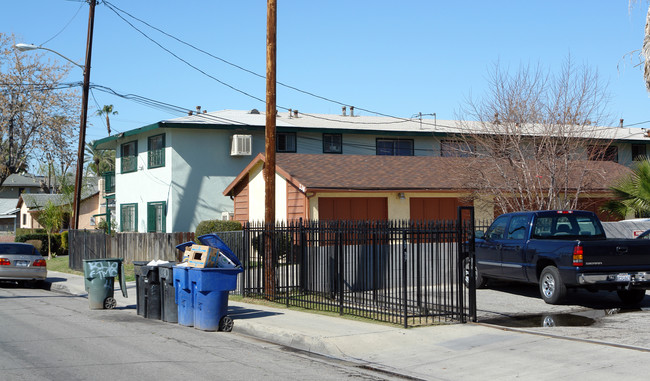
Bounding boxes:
121 141 138 173
148 134 165 168
147 201 166 233
120 203 138 232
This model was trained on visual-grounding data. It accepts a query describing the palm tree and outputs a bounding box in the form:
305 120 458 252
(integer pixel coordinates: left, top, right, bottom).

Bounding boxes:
96 105 118 136
85 141 115 176
601 158 650 219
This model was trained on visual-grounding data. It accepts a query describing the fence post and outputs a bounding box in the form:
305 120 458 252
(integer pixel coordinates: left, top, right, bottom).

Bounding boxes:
402 229 408 329
241 223 248 296
338 221 344 316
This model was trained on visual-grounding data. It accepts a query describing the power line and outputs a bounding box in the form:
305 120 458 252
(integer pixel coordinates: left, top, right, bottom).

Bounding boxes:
40 2 85 46
103 2 267 106
101 1 427 123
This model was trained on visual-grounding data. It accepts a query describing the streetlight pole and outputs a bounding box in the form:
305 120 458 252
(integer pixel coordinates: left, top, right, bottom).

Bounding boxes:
13 0 96 230
72 0 96 230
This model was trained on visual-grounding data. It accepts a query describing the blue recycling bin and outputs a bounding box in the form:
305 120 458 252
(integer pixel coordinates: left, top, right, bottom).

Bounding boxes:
173 265 194 327
173 234 243 331
191 266 242 331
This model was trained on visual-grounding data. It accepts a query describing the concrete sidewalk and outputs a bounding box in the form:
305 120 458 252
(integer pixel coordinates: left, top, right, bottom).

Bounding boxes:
45 271 650 380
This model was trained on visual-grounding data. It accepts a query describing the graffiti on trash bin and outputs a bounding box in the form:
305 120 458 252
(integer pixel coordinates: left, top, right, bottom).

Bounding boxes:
87 261 119 279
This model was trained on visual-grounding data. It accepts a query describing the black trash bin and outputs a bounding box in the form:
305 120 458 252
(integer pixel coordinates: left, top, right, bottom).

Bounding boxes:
158 262 178 323
133 261 162 320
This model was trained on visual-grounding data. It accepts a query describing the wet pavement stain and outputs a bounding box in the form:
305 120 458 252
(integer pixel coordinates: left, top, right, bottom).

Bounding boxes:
480 308 641 328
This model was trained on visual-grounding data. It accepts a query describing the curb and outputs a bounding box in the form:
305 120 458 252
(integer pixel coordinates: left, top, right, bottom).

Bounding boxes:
232 319 346 359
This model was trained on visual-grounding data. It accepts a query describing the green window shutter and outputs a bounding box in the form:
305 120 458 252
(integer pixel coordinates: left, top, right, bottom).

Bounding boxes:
147 203 155 232
147 201 166 233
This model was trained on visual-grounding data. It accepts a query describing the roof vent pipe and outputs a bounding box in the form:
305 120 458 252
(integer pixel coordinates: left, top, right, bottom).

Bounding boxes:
350 106 354 117
293 109 299 118
203 110 207 114
620 118 624 128
342 106 347 116
288 108 292 118
196 106 201 114
188 110 193 116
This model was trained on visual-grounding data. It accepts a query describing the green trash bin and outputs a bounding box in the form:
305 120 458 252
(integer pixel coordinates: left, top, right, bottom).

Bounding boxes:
83 258 128 310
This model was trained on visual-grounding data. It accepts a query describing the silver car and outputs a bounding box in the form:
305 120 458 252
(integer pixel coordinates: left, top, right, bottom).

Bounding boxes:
0 243 47 284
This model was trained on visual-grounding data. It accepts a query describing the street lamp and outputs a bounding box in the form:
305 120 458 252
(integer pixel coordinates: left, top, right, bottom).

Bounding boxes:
13 0 96 230
14 43 84 69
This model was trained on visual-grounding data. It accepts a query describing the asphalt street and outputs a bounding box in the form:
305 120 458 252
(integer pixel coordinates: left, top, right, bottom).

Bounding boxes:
0 284 398 381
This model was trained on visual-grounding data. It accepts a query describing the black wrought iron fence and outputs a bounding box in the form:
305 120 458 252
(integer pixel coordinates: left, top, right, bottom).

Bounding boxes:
227 208 476 327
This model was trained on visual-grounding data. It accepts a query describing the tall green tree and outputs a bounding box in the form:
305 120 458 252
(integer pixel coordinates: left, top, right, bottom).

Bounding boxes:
601 158 650 219
36 200 64 259
0 33 79 187
96 104 117 136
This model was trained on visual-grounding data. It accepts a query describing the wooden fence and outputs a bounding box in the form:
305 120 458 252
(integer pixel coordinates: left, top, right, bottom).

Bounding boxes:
68 230 195 271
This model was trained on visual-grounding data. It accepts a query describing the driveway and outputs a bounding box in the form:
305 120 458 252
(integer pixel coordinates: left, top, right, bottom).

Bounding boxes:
476 281 650 350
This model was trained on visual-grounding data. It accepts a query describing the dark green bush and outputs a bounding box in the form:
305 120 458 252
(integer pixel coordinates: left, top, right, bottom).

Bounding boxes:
195 220 242 237
15 233 65 256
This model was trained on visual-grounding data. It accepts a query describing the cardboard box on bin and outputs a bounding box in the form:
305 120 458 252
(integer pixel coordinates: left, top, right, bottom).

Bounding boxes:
187 245 219 268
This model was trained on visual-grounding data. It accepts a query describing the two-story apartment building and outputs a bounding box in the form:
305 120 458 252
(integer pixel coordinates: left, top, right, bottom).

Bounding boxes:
93 109 649 232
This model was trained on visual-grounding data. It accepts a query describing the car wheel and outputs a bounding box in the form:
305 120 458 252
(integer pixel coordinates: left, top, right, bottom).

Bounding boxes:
539 266 566 304
617 289 646 305
463 257 488 289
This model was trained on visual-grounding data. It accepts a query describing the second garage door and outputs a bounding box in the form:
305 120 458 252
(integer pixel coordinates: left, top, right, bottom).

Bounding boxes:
318 197 388 221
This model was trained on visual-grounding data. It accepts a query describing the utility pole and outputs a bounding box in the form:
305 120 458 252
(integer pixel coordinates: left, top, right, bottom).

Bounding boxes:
71 0 96 229
264 0 277 299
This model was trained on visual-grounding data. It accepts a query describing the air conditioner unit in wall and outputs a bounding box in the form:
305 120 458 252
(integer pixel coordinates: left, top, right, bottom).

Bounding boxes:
231 134 252 156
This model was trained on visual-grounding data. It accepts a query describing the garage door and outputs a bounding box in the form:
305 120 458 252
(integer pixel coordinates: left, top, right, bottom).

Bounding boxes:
410 198 462 221
318 197 388 221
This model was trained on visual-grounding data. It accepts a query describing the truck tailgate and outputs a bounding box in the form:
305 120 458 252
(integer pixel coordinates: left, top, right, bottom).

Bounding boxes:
582 240 650 269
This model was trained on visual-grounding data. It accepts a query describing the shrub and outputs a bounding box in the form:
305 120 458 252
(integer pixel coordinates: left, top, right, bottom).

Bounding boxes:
195 220 242 237
61 230 69 251
15 233 64 257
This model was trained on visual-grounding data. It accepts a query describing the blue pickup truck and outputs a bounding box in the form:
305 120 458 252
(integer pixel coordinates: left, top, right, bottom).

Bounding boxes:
471 210 650 304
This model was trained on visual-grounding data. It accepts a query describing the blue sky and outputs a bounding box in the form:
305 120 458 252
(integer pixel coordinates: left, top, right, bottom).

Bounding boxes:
3 1 649 142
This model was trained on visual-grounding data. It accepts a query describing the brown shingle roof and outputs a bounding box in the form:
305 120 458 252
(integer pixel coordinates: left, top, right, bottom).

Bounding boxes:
276 154 471 190
275 154 630 192
224 153 631 195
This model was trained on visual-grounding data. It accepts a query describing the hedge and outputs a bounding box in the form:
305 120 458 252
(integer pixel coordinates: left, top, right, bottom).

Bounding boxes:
195 220 242 237
15 233 66 257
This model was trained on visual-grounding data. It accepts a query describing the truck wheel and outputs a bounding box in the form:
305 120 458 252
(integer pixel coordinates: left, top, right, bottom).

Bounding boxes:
617 289 646 305
463 257 488 289
539 266 566 304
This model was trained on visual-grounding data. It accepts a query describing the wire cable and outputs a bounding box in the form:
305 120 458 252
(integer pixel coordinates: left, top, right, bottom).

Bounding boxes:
39 2 85 46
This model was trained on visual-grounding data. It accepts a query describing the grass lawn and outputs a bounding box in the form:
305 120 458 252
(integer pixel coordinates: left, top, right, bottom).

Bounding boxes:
46 255 135 282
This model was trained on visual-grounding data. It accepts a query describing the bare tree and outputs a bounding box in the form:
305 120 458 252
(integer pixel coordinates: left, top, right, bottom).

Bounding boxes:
455 58 614 214
0 33 79 187
627 1 650 91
